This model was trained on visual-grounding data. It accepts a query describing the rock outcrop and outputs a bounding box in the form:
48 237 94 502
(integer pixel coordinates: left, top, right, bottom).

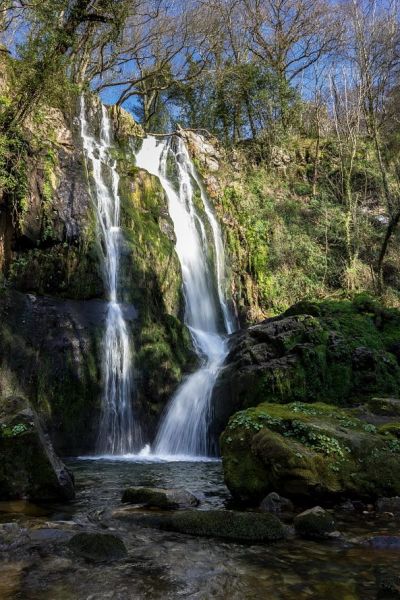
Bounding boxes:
0 396 75 501
212 298 400 445
217 298 400 504
221 400 400 503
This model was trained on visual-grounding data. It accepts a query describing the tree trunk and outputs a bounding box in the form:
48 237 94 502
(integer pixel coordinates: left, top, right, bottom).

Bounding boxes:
377 208 400 291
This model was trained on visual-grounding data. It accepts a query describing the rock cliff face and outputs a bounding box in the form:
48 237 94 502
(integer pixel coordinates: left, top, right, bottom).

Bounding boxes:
0 95 193 454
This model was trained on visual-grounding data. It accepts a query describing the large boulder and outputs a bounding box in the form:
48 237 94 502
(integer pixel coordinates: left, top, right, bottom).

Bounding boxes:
0 396 75 501
212 299 400 445
118 509 286 543
220 401 400 503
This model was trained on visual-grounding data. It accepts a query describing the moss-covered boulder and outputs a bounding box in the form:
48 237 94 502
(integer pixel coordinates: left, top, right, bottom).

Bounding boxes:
212 298 400 444
220 401 400 503
121 487 199 509
119 509 286 542
0 397 75 501
68 533 127 562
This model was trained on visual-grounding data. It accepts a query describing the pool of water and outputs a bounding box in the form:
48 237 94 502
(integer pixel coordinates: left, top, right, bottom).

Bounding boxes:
0 458 399 599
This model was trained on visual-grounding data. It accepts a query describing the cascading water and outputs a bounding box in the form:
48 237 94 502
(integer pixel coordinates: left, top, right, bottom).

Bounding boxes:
135 135 236 457
80 97 141 455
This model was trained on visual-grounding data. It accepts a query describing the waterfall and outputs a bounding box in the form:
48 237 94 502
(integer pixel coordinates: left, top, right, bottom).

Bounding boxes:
135 135 236 457
80 97 141 455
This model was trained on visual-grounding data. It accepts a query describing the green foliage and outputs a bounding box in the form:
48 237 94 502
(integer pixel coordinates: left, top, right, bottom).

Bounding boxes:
0 127 29 226
0 422 29 438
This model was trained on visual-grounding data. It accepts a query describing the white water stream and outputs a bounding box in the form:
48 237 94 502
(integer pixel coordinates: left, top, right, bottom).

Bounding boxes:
80 97 141 454
135 135 236 457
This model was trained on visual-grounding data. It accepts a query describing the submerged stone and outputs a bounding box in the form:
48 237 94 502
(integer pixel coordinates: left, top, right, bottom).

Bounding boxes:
121 486 199 509
122 509 286 542
375 566 400 598
68 532 127 562
294 507 335 540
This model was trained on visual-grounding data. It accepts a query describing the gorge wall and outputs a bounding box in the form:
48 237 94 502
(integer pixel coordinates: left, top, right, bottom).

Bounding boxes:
0 95 196 454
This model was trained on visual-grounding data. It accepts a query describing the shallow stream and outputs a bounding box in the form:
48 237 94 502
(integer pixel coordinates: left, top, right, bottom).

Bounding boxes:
0 459 399 599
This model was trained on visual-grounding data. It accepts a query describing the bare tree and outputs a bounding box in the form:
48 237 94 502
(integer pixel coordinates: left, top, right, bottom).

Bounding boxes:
242 0 341 124
330 68 364 290
346 0 400 289
88 1 214 126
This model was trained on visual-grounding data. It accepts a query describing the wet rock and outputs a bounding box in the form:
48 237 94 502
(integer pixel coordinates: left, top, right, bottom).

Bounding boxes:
40 557 74 574
339 500 356 511
212 300 400 451
368 398 400 417
30 528 73 544
68 532 127 562
179 128 222 173
0 522 30 551
122 509 286 542
259 492 293 514
0 397 75 501
294 507 335 540
121 487 199 509
376 497 400 514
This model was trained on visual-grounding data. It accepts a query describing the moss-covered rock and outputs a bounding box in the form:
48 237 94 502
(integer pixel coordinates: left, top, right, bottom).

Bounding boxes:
117 158 195 428
120 509 286 542
121 487 199 509
294 506 335 539
212 299 400 444
368 398 400 417
0 396 75 501
0 98 194 452
220 401 400 503
68 533 127 562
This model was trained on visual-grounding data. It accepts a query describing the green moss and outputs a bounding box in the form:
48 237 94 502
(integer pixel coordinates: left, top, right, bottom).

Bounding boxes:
9 245 103 299
294 507 335 539
221 401 400 502
126 510 286 542
368 397 400 416
379 423 400 438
